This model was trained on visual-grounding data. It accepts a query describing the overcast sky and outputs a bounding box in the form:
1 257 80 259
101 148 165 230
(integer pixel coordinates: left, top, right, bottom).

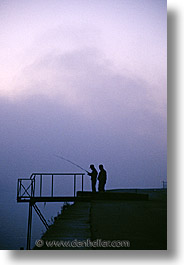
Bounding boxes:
0 0 166 249
0 0 167 186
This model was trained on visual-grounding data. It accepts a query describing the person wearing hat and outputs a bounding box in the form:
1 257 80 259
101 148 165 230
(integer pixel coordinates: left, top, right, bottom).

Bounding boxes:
87 164 98 192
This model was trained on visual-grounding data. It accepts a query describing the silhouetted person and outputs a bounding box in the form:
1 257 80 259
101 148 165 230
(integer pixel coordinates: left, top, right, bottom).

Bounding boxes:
87 164 97 192
98 164 107 192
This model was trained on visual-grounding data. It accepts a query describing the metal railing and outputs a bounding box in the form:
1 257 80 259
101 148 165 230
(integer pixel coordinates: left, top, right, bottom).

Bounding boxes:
17 173 85 201
162 181 167 189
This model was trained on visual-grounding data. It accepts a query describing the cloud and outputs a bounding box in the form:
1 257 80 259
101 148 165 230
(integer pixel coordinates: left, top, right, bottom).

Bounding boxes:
6 48 165 118
0 47 166 187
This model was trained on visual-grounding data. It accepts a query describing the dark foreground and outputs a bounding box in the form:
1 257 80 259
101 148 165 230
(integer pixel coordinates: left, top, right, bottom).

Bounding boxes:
34 189 167 250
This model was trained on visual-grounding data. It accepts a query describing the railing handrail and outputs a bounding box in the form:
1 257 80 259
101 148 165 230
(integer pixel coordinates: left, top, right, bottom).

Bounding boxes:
30 172 85 179
18 172 85 200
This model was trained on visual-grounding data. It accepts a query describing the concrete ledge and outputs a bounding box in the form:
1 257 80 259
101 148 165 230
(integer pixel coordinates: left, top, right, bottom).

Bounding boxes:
77 191 149 201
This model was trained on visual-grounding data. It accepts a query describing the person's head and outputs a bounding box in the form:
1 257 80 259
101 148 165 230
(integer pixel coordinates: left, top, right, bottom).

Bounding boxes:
99 164 104 170
90 164 95 170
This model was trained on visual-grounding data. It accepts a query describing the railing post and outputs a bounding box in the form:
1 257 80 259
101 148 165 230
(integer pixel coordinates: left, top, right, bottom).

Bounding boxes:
31 180 33 197
82 174 84 192
19 180 22 197
33 176 35 197
51 174 54 197
74 174 76 197
17 180 19 199
40 174 42 196
17 179 21 199
27 201 33 250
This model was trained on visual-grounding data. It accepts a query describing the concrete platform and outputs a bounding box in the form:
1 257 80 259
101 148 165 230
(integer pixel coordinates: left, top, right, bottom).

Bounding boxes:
34 202 91 250
90 199 167 250
17 191 149 203
33 190 166 250
77 191 149 201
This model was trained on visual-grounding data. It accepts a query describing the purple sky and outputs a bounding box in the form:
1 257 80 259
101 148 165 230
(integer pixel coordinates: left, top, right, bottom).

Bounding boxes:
0 0 166 249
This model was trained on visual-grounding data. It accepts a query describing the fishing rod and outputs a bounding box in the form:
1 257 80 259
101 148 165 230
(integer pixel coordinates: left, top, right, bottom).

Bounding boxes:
54 154 89 173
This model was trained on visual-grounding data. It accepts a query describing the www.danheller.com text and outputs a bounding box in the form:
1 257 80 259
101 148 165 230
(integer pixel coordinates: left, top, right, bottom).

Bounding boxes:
35 239 130 248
